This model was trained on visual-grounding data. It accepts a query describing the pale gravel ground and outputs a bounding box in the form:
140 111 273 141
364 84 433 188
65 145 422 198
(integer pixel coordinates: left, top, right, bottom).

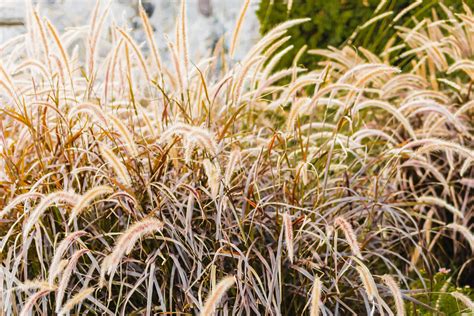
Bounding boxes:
0 0 261 61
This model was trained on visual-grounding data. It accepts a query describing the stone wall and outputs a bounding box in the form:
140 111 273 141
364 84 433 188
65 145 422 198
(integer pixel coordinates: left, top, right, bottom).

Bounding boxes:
0 0 260 61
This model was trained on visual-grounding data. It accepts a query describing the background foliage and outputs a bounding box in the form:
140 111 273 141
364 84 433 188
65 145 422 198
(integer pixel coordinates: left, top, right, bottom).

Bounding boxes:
408 271 474 315
256 0 463 70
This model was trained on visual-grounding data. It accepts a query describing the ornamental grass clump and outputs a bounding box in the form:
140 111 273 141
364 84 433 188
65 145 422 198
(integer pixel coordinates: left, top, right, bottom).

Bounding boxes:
0 1 472 315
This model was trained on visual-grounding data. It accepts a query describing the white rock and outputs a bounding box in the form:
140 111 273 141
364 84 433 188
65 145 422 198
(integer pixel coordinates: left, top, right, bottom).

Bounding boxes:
0 0 260 62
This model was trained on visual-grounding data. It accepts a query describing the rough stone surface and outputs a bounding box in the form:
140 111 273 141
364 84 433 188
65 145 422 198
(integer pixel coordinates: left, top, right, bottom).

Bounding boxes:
0 0 260 61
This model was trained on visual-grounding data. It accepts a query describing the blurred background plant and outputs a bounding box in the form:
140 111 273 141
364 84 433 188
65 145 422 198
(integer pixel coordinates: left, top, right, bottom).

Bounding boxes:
256 0 463 70
408 271 474 315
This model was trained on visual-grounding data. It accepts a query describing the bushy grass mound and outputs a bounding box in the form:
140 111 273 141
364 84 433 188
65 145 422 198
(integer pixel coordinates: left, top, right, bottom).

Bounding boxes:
0 1 473 315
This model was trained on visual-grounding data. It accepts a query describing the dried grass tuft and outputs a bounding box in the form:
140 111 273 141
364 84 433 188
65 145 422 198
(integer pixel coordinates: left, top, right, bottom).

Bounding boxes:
310 275 322 316
100 218 164 285
335 217 362 259
201 276 236 316
382 275 405 316
282 212 294 263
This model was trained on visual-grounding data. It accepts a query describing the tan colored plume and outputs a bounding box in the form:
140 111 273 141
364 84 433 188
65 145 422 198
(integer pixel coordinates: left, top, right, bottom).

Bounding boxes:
201 276 236 316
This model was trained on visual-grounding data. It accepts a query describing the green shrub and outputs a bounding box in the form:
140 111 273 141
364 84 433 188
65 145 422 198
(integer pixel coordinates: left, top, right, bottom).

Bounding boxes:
256 0 462 70
408 271 474 315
